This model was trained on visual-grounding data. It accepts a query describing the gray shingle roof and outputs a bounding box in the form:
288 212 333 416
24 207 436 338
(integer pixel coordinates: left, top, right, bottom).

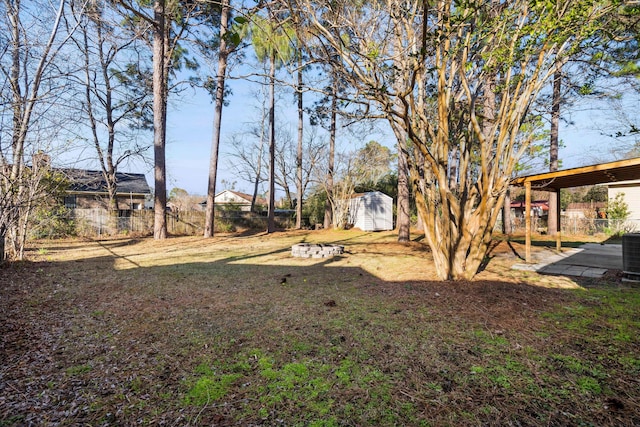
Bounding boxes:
63 169 151 195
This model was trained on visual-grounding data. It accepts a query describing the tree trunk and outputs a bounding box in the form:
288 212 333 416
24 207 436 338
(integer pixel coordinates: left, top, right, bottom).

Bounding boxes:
204 0 230 238
323 77 337 229
9 0 22 177
283 186 293 209
251 100 266 213
266 53 276 233
413 25 505 280
397 139 410 242
296 59 304 229
8 0 24 258
85 20 119 232
415 182 506 280
152 0 167 239
251 152 262 213
16 193 32 260
502 187 512 234
107 183 119 234
548 68 561 236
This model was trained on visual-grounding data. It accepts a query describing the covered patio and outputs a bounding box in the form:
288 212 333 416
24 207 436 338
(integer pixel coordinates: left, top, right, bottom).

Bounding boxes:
511 157 640 263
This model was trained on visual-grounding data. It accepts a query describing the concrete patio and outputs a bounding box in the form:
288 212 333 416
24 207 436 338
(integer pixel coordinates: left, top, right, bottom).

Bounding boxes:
512 243 622 278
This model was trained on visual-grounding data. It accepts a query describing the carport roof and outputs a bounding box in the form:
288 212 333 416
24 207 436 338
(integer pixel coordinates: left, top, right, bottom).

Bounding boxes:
511 157 640 190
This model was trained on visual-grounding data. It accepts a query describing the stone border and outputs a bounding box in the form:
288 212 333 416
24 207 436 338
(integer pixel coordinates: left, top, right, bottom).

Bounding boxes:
291 243 344 258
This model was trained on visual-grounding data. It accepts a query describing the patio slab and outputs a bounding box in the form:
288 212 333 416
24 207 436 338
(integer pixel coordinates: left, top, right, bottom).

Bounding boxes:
511 243 621 278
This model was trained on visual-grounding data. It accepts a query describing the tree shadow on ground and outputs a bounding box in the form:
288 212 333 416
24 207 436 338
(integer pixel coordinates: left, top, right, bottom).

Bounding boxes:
2 237 638 426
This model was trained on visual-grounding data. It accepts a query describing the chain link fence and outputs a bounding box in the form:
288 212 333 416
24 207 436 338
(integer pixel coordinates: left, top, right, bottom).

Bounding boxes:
34 209 640 239
495 216 639 236
58 209 298 237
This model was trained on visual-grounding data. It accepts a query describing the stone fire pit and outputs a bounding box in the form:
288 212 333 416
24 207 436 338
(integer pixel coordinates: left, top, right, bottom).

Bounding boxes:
291 243 344 258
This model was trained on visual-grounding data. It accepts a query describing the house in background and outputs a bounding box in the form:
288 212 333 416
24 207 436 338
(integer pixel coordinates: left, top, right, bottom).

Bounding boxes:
510 200 549 219
63 169 151 213
211 190 267 212
348 191 393 231
608 179 640 228
564 202 606 219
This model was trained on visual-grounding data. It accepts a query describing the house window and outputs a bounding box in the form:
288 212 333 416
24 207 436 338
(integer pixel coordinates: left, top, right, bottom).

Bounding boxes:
64 195 76 209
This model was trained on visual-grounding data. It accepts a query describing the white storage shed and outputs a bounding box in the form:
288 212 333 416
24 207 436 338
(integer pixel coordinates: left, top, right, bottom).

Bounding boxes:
348 191 394 231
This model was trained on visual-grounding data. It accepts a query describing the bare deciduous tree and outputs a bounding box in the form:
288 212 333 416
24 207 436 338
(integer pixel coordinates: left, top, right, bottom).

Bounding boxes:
0 0 79 259
274 124 323 209
313 141 393 230
68 2 152 218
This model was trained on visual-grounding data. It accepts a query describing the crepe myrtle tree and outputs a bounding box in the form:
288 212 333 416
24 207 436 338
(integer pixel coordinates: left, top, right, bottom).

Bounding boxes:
283 0 619 280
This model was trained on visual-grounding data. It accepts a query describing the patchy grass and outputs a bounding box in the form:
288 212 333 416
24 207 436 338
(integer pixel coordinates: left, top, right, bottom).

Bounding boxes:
1 230 639 426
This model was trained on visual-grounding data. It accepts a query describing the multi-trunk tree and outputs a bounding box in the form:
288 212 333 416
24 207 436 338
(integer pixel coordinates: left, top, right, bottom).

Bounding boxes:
284 0 618 280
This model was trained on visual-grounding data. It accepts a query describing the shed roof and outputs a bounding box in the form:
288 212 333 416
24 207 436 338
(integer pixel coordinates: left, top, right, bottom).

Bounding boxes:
349 191 392 199
511 157 640 190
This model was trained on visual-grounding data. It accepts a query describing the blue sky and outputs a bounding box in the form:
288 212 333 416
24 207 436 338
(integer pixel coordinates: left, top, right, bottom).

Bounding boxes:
132 66 634 198
160 73 393 197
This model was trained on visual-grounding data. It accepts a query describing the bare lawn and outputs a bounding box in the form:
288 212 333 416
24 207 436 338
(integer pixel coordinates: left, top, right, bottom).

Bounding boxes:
1 230 639 426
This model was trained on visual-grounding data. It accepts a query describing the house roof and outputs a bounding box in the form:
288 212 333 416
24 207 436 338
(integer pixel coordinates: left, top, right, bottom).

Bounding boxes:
608 179 640 187
214 190 267 205
63 169 151 195
512 157 640 190
216 190 252 202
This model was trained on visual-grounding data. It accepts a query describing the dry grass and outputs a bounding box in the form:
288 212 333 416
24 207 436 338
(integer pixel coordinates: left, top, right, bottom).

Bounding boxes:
1 230 639 426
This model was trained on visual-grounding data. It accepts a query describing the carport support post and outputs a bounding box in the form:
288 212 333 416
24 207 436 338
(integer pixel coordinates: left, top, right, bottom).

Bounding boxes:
555 189 561 252
525 181 531 263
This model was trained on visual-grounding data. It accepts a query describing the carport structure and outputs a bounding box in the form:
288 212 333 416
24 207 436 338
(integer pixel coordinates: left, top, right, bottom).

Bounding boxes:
511 157 640 263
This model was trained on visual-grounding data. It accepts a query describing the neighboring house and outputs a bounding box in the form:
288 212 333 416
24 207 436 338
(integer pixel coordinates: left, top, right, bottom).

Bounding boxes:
510 200 548 218
608 179 640 227
348 191 393 231
563 202 606 219
212 190 267 212
62 169 151 213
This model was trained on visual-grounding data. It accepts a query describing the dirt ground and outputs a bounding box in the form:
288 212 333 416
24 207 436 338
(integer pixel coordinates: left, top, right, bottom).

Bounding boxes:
1 230 638 426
